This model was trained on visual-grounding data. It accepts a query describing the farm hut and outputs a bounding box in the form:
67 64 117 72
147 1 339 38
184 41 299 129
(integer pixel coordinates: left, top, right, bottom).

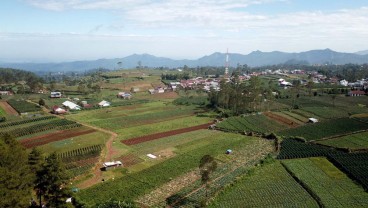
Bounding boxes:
62 101 81 110
52 106 67 115
98 100 111 107
157 88 165 93
102 161 122 171
103 161 122 168
308 118 318 123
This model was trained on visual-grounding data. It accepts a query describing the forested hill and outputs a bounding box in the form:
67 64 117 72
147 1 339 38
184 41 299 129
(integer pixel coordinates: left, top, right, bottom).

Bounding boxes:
0 68 42 84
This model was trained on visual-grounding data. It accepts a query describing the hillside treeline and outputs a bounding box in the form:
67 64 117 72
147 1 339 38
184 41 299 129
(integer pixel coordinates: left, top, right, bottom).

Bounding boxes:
0 68 43 85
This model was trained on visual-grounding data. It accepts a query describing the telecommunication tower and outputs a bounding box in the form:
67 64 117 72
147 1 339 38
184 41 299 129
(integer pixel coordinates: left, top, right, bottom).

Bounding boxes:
225 49 229 77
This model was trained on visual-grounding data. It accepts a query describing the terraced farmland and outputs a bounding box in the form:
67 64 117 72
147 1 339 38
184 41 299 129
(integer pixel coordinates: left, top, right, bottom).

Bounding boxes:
316 132 368 150
277 117 368 141
282 157 368 207
209 161 319 208
216 114 287 133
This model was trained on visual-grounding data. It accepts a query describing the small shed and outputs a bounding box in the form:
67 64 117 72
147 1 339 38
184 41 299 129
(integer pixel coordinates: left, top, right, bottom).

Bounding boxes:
50 91 62 98
226 149 233 154
62 101 81 110
98 100 111 107
52 106 67 115
308 118 318 123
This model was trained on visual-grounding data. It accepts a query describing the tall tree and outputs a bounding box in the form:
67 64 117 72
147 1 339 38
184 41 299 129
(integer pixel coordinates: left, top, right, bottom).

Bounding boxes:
35 152 71 207
0 133 33 208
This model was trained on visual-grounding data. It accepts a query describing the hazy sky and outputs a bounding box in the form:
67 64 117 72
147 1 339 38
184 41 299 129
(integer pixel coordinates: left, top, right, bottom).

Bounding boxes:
1 0 368 62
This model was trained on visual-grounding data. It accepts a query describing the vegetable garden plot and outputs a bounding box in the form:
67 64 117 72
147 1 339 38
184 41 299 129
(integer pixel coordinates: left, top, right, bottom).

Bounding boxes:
216 114 287 133
329 152 368 191
7 99 41 113
115 154 144 167
0 101 18 115
121 122 213 145
1 119 81 138
78 134 256 206
316 132 368 150
208 162 318 208
21 128 95 148
263 111 300 127
277 118 368 141
282 158 368 207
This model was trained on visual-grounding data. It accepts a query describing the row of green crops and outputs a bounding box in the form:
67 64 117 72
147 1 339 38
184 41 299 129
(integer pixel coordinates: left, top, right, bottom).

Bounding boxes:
90 107 195 130
77 133 256 206
0 119 81 138
7 99 41 113
277 138 368 191
165 140 274 208
282 157 368 207
277 118 368 141
316 132 368 150
277 139 337 159
208 161 319 208
216 114 287 133
0 115 55 129
329 153 368 191
302 107 349 119
58 144 103 163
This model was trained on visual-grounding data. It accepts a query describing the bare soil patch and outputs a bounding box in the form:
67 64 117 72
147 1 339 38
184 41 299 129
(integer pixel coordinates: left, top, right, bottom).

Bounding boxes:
264 112 299 128
121 122 214 146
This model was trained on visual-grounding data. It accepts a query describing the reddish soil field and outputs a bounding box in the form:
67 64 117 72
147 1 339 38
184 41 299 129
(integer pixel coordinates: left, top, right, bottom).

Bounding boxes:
0 101 18 115
121 122 214 146
115 154 144 167
264 112 299 128
21 129 96 148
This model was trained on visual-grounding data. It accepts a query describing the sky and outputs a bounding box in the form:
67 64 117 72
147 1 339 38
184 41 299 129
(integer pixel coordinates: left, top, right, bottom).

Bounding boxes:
1 0 368 62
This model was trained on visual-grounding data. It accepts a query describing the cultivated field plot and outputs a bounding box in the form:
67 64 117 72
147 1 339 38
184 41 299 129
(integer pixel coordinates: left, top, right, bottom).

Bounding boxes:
316 132 368 150
302 106 349 119
77 132 263 206
263 111 301 127
277 118 368 141
209 161 319 208
0 100 18 116
282 157 368 207
66 102 205 132
216 114 287 133
281 110 309 123
7 99 42 113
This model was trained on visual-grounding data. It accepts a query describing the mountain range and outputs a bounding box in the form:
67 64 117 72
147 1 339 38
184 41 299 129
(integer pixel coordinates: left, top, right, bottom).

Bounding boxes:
1 49 367 72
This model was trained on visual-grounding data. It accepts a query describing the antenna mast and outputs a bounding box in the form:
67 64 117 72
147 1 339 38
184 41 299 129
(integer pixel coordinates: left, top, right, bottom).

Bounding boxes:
225 48 229 77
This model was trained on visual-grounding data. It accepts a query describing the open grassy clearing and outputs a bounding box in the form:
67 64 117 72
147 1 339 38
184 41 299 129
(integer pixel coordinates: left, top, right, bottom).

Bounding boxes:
77 132 260 206
277 118 368 141
209 161 318 208
316 132 368 150
282 157 368 207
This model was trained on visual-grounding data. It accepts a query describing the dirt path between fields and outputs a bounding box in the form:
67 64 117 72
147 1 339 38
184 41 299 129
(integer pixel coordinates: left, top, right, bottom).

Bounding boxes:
72 121 118 189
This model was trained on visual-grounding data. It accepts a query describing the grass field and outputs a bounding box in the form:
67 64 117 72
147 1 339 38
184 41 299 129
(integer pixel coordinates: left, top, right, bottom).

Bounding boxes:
209 161 319 208
282 157 368 207
316 132 368 150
